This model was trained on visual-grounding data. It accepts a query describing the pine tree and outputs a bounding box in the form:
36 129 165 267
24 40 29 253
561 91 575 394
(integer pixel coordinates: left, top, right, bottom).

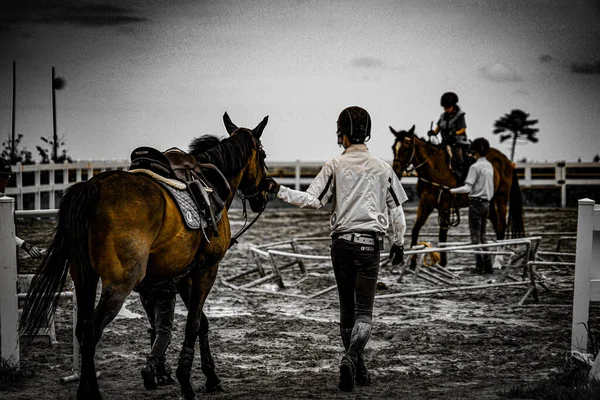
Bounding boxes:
493 109 539 161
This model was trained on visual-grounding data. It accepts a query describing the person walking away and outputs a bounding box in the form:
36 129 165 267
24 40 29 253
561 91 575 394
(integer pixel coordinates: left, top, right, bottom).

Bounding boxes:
264 106 408 392
134 278 177 389
0 158 43 259
449 138 494 274
428 92 469 181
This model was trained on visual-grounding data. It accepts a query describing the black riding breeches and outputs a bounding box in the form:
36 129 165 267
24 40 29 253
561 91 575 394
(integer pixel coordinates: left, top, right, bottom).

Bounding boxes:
469 198 492 271
331 238 380 329
140 290 176 361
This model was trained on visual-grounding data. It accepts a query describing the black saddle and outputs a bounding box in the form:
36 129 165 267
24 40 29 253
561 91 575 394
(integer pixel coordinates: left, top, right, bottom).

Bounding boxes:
129 146 231 237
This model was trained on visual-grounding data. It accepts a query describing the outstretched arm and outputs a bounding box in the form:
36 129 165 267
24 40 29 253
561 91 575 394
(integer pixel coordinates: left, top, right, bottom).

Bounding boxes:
267 161 335 209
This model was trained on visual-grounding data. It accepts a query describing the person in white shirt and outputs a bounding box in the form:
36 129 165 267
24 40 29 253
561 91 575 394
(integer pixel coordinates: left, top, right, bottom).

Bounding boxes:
264 106 408 392
0 158 43 259
449 138 495 274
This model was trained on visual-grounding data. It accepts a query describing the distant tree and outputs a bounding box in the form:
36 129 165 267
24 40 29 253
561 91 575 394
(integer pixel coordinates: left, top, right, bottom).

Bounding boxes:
493 109 539 161
1 133 34 164
593 154 599 163
36 134 73 163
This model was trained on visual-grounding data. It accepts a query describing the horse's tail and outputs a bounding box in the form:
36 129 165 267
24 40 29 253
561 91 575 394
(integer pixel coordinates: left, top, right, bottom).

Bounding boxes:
19 180 99 339
507 168 525 238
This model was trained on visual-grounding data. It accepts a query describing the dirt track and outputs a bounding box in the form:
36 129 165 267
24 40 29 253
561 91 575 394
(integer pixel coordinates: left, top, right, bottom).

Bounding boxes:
3 206 597 399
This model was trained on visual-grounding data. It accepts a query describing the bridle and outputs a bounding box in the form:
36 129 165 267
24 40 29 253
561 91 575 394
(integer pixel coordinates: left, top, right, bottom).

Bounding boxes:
229 136 270 248
395 134 460 229
396 135 427 175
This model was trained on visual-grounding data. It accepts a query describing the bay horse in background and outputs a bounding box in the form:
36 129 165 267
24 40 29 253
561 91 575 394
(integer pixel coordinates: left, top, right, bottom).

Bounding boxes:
390 124 525 268
20 113 271 400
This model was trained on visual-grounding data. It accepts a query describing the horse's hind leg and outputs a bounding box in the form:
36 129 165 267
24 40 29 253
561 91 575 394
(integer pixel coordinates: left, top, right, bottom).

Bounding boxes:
177 279 222 393
77 279 136 400
71 268 100 399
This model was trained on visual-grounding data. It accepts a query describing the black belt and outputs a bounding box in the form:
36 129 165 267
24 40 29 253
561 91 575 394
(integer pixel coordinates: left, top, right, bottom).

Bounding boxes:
469 197 490 202
335 233 377 246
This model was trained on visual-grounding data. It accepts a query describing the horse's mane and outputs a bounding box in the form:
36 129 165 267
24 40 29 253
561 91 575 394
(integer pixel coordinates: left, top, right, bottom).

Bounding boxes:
188 132 254 176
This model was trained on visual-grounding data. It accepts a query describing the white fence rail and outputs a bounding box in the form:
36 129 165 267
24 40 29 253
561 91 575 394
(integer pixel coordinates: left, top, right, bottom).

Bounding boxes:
4 160 600 210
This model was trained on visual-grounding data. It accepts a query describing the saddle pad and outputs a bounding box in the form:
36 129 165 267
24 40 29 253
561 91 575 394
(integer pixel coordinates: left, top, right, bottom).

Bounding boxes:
158 181 203 230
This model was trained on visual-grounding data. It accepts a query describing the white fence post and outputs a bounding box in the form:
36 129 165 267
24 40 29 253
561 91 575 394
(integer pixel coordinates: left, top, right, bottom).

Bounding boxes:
0 196 19 363
571 198 597 352
294 159 301 191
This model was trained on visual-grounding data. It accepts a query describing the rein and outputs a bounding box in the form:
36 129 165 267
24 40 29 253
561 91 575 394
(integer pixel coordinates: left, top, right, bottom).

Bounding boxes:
228 141 269 248
400 137 430 174
402 137 460 229
228 195 263 248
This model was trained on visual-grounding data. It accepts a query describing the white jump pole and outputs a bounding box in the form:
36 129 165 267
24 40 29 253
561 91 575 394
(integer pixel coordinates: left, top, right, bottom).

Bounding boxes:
0 196 19 364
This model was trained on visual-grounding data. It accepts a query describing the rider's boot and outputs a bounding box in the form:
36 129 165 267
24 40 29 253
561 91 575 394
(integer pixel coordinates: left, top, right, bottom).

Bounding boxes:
141 355 159 390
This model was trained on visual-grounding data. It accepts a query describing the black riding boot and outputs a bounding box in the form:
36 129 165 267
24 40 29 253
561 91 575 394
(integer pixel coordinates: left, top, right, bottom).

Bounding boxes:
339 322 372 392
141 355 159 390
341 327 370 386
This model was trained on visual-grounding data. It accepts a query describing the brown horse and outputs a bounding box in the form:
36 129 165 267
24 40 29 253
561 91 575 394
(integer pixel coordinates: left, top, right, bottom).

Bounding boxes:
390 125 525 267
19 113 271 400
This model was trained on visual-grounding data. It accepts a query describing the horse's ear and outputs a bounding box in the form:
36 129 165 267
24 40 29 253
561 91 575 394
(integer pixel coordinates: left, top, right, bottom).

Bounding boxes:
408 125 415 136
252 115 269 139
223 112 238 135
389 126 402 139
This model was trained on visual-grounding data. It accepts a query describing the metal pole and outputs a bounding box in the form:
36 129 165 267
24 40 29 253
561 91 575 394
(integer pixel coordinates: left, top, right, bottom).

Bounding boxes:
52 67 58 163
11 61 16 163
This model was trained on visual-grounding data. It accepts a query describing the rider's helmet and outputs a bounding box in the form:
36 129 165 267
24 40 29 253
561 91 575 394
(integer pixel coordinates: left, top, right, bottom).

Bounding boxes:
0 158 13 176
336 106 371 145
440 92 459 108
470 138 490 156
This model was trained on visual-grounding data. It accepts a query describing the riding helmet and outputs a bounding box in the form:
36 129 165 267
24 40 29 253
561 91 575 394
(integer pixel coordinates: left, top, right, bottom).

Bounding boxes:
336 106 371 144
440 92 459 108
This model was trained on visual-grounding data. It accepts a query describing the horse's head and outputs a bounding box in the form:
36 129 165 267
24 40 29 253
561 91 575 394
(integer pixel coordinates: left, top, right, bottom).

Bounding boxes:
389 124 416 178
223 112 270 213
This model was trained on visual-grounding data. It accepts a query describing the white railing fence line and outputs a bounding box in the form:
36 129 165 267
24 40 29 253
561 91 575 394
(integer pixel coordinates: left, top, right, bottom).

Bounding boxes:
4 160 600 210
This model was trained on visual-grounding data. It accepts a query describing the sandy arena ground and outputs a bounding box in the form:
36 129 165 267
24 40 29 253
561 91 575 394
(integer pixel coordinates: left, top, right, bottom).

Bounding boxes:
2 206 597 399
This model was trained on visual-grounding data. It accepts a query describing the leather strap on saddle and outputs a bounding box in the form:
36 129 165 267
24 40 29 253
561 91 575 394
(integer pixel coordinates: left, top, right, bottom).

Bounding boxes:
130 146 231 236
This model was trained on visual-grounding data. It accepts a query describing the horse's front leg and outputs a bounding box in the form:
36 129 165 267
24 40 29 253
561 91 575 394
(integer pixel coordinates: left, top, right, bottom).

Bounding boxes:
176 280 223 393
411 201 433 269
177 267 218 400
199 311 222 392
438 224 449 267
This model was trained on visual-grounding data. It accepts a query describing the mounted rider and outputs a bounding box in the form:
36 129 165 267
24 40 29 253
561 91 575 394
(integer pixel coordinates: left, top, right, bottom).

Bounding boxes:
428 92 469 181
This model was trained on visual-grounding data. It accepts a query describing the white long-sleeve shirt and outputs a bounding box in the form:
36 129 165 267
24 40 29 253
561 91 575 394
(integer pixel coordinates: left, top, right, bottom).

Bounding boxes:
277 144 408 246
450 156 494 200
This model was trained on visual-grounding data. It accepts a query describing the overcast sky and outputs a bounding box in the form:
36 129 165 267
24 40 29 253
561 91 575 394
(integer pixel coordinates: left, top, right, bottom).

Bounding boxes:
1 0 599 163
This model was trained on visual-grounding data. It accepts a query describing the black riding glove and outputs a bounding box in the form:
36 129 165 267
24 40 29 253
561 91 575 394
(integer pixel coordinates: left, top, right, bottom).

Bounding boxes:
427 130 436 136
261 177 280 194
389 244 404 265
